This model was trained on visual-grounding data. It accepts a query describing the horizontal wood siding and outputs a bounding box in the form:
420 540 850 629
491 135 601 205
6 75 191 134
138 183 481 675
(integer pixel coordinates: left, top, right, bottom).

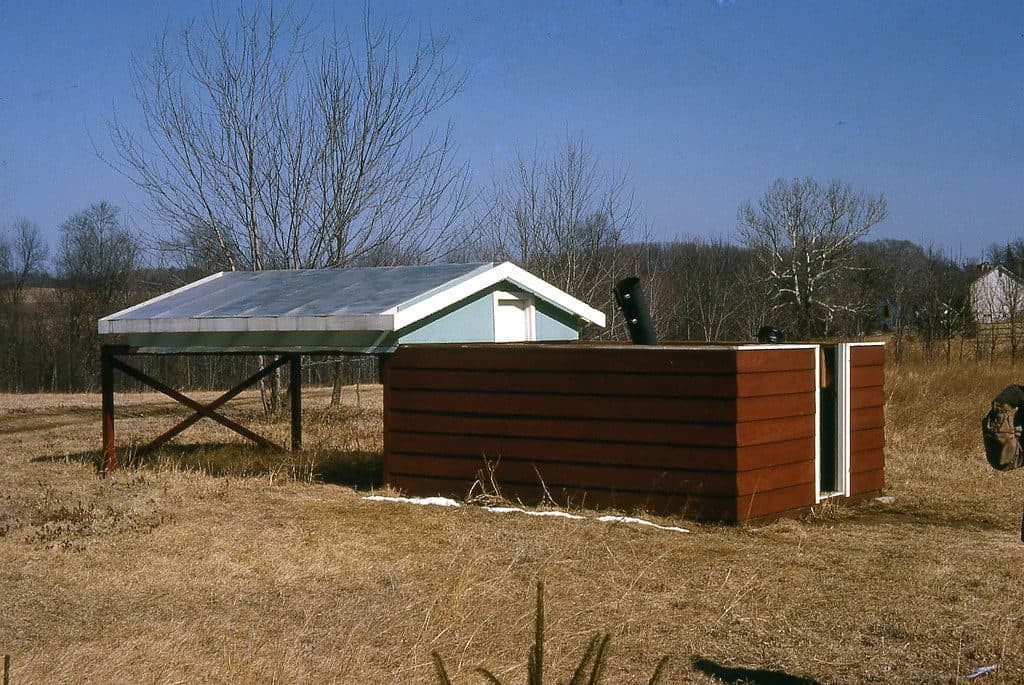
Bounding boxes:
849 345 885 496
851 469 885 494
385 344 819 522
850 344 885 367
388 389 815 423
737 482 819 520
388 367 815 399
388 454 816 500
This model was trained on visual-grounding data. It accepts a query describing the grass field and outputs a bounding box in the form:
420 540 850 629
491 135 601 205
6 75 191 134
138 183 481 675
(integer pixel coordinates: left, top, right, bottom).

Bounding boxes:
1 358 1024 684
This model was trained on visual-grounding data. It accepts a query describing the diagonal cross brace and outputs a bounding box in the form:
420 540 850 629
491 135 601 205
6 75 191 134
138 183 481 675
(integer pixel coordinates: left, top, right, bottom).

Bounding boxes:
141 356 294 453
110 356 288 455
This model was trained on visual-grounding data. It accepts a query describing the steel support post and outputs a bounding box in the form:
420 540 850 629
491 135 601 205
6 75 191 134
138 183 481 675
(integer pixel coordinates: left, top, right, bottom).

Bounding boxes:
290 354 302 451
101 345 116 474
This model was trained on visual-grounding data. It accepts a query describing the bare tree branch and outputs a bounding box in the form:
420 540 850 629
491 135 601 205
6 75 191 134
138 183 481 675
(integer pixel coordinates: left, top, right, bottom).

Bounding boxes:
104 3 471 273
738 177 888 337
483 135 639 329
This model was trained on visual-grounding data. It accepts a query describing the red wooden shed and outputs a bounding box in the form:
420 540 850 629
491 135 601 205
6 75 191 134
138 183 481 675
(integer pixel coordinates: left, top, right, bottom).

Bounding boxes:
383 341 884 523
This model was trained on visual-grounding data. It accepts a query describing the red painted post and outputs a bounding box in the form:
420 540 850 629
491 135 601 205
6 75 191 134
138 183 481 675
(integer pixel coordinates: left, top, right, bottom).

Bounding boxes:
101 345 116 474
380 353 390 485
290 354 302 451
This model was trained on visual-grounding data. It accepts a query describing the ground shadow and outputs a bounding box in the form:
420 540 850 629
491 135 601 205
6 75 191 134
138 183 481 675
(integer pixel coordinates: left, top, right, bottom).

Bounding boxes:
34 448 105 470
844 508 1010 533
309 449 383 489
817 499 1014 534
33 444 384 491
692 657 822 685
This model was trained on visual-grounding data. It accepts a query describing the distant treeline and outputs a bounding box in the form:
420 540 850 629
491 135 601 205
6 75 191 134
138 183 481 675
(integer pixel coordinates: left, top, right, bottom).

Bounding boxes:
0 198 1015 395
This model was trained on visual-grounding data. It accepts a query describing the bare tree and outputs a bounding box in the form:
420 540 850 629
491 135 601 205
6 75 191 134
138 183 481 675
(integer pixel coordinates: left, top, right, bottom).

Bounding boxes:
0 234 8 276
0 218 48 301
650 239 766 341
106 4 471 409
106 4 470 272
55 202 141 389
849 240 933 358
483 135 639 330
913 257 971 362
166 219 243 278
0 219 50 391
738 177 888 338
986 240 1024 274
57 202 140 311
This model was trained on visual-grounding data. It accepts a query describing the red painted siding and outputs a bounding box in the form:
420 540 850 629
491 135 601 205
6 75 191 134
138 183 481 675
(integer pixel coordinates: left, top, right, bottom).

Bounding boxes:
849 345 885 496
385 344 821 522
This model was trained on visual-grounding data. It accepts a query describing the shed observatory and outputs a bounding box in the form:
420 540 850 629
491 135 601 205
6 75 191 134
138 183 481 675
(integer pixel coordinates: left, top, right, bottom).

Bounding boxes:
99 261 605 351
97 262 605 472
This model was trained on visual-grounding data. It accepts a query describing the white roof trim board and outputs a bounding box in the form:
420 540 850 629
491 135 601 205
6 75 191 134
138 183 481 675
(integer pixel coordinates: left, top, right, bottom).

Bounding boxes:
391 262 605 330
98 261 606 335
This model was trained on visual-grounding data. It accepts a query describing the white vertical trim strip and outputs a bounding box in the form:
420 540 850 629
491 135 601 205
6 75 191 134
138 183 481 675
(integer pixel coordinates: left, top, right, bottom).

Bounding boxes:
526 296 537 341
837 343 852 498
491 291 500 339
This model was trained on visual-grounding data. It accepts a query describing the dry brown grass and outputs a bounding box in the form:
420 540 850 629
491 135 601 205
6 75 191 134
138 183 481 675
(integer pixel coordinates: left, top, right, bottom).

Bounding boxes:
2 360 1024 684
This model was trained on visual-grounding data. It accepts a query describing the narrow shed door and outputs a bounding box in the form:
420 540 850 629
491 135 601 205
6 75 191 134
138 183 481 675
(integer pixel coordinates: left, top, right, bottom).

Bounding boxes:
817 343 851 500
493 292 535 342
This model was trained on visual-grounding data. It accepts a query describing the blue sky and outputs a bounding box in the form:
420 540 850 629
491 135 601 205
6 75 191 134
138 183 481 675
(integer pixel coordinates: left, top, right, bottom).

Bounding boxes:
0 0 1021 260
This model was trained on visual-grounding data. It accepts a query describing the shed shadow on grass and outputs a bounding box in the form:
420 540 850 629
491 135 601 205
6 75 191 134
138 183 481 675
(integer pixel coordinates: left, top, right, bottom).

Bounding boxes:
34 444 384 491
810 499 1013 534
692 657 822 685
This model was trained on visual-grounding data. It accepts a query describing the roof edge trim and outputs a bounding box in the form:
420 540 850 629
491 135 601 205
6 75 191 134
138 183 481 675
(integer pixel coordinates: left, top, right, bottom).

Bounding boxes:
100 313 395 335
385 262 494 313
98 271 227 334
391 261 606 330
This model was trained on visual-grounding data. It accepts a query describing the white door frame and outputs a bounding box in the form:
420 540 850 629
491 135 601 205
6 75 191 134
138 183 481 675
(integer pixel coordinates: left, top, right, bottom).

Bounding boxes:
816 343 852 502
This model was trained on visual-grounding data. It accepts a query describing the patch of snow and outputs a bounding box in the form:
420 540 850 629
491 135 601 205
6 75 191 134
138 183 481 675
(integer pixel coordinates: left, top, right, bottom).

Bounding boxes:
597 515 689 533
362 495 461 508
966 664 999 679
484 506 584 520
362 497 688 533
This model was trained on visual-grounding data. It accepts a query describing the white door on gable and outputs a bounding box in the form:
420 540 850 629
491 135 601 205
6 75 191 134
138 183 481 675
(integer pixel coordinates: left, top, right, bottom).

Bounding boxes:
493 294 535 342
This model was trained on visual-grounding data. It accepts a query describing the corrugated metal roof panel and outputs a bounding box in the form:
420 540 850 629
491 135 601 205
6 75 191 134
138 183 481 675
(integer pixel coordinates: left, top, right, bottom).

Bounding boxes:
113 263 493 321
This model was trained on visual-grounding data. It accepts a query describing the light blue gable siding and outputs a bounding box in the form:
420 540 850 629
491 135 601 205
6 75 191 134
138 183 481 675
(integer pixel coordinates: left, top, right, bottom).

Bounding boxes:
397 289 496 344
535 300 580 340
396 282 583 344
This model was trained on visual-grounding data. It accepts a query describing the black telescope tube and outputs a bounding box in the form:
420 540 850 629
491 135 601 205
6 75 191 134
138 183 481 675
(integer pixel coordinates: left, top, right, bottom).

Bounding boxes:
613 276 658 345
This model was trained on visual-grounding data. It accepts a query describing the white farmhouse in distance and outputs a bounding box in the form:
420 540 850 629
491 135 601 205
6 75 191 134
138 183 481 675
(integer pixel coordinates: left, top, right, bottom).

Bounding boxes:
970 265 1024 324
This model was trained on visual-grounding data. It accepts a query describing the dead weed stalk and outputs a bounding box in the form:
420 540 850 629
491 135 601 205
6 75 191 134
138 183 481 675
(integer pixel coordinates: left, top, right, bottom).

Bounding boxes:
432 582 669 685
